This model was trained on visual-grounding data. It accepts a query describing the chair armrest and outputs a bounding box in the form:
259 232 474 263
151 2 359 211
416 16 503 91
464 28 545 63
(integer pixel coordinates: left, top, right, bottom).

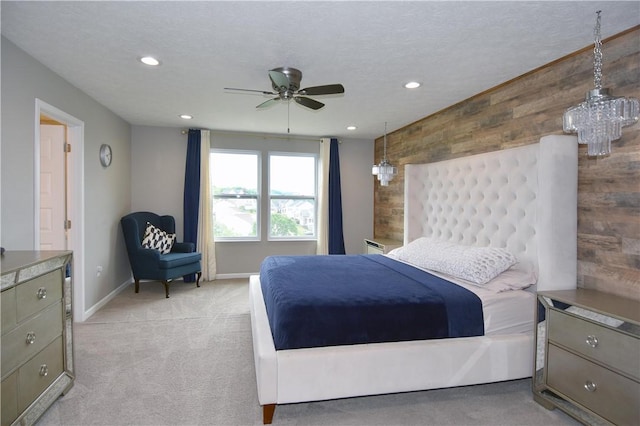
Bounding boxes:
172 242 195 253
131 247 162 272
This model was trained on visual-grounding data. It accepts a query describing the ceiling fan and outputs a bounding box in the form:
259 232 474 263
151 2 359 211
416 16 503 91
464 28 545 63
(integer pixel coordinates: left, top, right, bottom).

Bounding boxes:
224 66 345 110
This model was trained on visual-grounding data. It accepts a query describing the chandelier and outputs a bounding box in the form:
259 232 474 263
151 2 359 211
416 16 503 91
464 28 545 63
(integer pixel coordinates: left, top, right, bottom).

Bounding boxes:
372 122 398 186
563 11 639 157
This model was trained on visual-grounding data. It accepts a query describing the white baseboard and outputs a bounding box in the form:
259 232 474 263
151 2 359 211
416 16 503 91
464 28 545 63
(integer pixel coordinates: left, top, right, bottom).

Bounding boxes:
80 277 132 322
214 272 258 280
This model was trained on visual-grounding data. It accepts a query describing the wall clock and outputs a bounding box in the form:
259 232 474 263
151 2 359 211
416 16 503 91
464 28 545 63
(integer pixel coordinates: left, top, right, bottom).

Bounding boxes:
99 144 112 167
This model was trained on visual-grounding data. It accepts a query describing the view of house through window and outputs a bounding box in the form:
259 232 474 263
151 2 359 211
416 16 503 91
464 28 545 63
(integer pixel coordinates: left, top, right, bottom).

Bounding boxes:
210 150 317 241
269 153 317 239
210 150 260 240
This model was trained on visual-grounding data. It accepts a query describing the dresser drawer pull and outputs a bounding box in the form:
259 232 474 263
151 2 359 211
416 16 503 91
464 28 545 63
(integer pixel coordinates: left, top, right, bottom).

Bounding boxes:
37 287 47 299
39 364 49 377
26 332 36 344
585 335 598 348
584 380 597 392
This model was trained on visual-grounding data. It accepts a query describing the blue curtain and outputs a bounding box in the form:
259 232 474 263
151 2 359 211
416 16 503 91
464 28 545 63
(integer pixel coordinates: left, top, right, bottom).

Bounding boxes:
328 138 346 254
183 129 200 282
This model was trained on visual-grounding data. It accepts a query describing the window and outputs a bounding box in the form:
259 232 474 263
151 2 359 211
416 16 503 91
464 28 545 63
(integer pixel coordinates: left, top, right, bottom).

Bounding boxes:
210 150 260 240
269 153 317 240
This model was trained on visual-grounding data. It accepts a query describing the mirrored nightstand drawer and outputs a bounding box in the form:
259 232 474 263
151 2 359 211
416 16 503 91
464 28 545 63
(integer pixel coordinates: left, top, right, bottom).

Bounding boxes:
548 308 640 380
547 343 640 426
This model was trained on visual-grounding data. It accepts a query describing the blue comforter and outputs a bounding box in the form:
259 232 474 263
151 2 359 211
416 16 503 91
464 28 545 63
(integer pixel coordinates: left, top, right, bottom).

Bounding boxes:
260 254 484 350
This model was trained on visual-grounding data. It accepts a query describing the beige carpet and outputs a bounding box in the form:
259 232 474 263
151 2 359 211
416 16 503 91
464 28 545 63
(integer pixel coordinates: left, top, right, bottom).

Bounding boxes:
37 279 578 425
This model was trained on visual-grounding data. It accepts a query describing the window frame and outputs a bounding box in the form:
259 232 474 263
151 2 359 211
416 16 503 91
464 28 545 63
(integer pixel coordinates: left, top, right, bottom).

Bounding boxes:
210 149 261 242
267 151 318 241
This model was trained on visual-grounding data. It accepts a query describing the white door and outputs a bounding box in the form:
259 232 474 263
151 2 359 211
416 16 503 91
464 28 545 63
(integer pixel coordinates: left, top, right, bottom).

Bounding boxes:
40 124 67 250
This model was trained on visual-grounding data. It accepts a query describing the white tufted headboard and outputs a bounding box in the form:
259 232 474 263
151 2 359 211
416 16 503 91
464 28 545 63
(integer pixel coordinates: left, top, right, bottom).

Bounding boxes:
404 135 578 292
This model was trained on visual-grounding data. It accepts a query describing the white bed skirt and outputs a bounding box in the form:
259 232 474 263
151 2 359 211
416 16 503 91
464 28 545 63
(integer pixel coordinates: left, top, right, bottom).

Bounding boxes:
250 275 533 406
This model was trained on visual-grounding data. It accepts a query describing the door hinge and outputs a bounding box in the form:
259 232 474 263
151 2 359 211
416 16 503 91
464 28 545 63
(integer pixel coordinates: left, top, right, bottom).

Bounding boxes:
64 142 71 153
64 220 72 230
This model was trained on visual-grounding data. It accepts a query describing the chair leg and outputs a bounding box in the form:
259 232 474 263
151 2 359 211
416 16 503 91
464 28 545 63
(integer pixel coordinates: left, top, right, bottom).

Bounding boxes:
134 279 140 293
196 271 202 288
162 280 170 298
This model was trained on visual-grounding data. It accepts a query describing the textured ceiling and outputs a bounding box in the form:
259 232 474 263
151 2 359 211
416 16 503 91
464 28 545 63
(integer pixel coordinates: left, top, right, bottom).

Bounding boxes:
2 1 639 140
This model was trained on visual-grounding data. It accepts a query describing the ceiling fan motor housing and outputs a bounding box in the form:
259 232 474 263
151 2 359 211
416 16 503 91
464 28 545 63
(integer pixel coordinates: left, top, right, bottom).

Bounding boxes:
271 66 302 92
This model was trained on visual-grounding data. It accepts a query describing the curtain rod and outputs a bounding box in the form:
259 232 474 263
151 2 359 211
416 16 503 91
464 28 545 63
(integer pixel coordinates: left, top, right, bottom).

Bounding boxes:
181 128 339 143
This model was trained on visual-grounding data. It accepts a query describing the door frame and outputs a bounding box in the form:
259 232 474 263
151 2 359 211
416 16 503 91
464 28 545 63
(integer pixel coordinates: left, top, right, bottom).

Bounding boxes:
34 99 86 322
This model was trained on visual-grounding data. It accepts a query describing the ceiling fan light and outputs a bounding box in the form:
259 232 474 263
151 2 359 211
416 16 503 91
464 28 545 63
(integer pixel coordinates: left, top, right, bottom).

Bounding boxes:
404 81 421 89
179 114 193 120
347 126 357 131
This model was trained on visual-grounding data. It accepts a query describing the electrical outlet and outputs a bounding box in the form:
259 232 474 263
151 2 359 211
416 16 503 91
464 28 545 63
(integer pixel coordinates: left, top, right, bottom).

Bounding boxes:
96 265 103 277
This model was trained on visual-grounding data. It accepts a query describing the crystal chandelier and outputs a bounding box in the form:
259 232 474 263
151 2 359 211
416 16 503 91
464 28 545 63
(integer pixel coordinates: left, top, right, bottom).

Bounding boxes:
563 11 639 157
372 122 398 186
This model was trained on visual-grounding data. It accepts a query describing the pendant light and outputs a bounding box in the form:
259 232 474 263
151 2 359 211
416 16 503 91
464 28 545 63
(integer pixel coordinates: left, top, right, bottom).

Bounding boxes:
372 122 398 186
563 11 639 157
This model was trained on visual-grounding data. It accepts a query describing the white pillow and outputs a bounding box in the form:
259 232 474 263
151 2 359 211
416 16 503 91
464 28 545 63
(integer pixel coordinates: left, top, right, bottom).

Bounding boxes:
463 266 537 292
141 222 176 254
387 237 517 285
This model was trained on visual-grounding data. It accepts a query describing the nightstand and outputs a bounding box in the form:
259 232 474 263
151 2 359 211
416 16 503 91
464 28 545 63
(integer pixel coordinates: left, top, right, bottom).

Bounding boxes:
533 289 640 425
363 238 402 255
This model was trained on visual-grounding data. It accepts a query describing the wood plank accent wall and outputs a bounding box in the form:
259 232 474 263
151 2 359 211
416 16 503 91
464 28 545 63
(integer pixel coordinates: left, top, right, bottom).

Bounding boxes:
373 27 639 301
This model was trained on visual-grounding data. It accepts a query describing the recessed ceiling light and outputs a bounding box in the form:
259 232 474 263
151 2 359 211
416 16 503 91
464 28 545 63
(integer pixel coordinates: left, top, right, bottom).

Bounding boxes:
347 125 357 131
404 81 421 89
140 56 160 66
180 114 193 120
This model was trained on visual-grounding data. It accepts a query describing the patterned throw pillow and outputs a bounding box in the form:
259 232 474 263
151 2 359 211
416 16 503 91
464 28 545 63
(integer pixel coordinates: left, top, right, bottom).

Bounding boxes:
387 237 517 285
141 222 176 254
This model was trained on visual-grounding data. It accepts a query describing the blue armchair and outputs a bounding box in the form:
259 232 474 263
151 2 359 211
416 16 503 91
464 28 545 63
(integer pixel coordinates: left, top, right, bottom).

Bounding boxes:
121 212 202 298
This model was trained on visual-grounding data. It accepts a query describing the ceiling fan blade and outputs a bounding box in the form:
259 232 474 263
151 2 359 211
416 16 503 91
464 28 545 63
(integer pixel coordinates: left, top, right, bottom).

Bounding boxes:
298 84 345 96
294 96 324 110
256 97 280 109
225 87 276 95
269 70 290 91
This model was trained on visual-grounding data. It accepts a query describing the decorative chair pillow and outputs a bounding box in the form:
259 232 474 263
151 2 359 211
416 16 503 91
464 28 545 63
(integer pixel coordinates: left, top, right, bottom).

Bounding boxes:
142 222 176 254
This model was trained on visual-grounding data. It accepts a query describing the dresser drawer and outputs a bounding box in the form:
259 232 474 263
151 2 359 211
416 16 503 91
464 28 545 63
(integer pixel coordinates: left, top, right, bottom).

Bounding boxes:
547 308 640 379
547 344 640 425
1 371 18 426
1 287 17 335
18 335 64 413
16 269 62 323
1 301 63 377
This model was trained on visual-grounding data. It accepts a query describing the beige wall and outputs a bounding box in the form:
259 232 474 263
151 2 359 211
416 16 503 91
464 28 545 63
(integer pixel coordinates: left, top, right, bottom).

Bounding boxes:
1 37 133 317
373 27 640 301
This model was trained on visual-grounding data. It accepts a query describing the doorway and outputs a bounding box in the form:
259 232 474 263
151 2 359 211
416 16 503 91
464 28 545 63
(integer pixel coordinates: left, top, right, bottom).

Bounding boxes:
35 99 86 322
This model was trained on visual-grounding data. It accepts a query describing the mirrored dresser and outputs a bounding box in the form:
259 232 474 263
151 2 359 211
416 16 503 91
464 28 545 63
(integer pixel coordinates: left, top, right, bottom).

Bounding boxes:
1 251 74 426
534 289 640 425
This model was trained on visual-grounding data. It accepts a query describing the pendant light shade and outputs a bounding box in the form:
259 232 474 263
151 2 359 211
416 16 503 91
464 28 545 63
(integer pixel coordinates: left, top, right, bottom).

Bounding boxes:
372 122 398 186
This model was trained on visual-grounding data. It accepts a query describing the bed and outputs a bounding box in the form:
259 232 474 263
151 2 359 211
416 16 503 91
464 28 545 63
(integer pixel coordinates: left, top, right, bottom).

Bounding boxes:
249 134 578 424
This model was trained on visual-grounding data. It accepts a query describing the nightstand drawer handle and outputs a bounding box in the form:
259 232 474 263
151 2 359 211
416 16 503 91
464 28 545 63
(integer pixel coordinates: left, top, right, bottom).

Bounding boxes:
37 287 47 299
584 380 597 392
39 364 49 377
26 332 36 344
585 335 598 348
